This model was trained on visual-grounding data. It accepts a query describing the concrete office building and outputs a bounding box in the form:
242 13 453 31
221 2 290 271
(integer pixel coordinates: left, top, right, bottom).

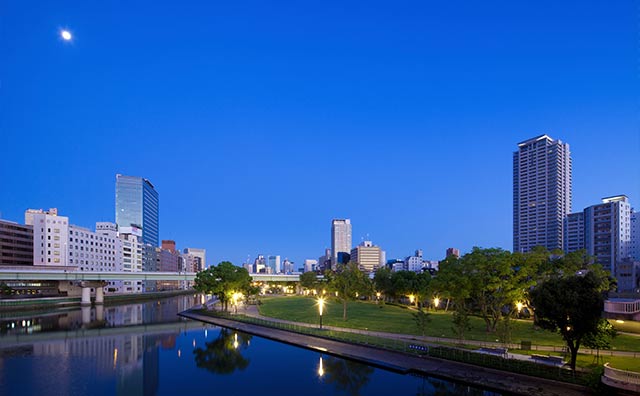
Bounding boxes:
268 255 281 274
184 248 206 270
282 258 294 274
513 135 572 253
25 208 70 266
304 259 318 273
331 219 352 269
69 222 122 275
254 254 266 273
445 248 460 259
0 219 33 266
351 241 382 273
405 250 424 272
116 174 159 247
318 248 331 272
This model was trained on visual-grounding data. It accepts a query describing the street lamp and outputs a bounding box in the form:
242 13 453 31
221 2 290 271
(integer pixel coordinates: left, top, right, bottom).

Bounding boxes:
232 292 242 314
516 302 524 313
408 295 415 306
376 292 381 304
433 297 440 310
317 297 326 329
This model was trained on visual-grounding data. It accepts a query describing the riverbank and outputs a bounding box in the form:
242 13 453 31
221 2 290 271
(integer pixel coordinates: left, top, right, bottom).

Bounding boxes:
180 309 590 396
0 289 194 312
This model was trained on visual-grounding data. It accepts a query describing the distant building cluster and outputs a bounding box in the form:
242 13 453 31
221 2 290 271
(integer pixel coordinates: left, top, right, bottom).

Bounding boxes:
513 134 639 292
0 174 206 294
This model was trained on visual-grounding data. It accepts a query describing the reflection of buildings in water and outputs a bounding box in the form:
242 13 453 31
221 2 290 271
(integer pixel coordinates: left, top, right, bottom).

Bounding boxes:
1 295 200 336
16 332 177 396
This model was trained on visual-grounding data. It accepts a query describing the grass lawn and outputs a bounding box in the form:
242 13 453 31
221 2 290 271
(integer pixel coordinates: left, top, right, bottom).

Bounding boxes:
258 296 640 352
610 319 640 335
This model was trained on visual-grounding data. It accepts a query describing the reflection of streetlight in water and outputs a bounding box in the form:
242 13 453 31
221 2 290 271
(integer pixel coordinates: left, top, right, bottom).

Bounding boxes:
317 356 324 378
233 333 239 349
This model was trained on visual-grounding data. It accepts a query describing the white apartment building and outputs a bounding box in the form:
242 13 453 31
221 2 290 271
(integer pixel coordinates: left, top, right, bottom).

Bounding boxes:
631 211 640 260
564 212 585 253
25 208 70 266
513 135 572 253
585 195 632 277
331 219 352 269
118 229 144 293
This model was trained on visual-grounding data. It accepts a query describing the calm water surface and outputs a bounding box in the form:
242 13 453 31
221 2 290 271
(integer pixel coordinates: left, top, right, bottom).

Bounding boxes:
0 295 499 396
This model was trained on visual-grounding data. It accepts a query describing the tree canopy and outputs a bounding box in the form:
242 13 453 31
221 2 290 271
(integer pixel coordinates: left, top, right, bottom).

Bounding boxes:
300 271 320 292
326 262 372 320
529 271 605 371
194 261 252 311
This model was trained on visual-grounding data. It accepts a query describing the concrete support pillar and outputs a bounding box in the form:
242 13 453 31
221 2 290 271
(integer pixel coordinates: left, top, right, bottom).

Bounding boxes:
81 287 91 306
81 305 91 325
96 304 104 322
95 287 104 305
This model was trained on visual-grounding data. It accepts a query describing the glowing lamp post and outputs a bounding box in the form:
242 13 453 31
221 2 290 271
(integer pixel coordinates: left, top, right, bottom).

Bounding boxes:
232 292 242 314
516 302 524 314
408 295 415 306
317 297 326 330
433 297 440 310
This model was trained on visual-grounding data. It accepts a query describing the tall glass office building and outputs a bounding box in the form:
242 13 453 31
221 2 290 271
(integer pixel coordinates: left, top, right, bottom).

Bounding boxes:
115 174 159 246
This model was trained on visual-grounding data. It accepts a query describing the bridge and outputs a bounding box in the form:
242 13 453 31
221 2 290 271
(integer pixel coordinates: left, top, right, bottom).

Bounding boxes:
0 268 300 305
0 268 300 282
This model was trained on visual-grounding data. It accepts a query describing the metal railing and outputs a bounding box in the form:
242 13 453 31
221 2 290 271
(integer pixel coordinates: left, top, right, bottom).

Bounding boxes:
603 363 640 385
198 309 592 386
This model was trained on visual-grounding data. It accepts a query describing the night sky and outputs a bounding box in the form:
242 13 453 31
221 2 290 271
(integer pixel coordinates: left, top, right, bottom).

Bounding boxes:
1 1 638 267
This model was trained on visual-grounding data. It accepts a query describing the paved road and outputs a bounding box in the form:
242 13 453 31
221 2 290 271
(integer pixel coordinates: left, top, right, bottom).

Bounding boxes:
181 309 589 396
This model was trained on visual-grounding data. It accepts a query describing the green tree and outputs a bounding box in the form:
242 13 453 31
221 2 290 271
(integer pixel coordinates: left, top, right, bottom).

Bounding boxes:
462 247 535 333
194 261 252 312
583 319 617 363
327 262 371 320
529 272 605 371
430 255 462 311
373 266 392 301
300 271 319 293
412 308 432 337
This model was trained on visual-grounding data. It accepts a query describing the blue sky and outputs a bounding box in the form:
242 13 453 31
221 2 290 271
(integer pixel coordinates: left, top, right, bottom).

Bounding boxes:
1 1 638 267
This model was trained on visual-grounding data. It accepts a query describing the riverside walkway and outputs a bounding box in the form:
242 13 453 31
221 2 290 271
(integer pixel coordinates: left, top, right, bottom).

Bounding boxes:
239 304 639 359
180 309 589 396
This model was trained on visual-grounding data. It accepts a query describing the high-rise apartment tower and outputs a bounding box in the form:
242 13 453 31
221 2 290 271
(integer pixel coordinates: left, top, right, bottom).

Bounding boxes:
513 135 572 253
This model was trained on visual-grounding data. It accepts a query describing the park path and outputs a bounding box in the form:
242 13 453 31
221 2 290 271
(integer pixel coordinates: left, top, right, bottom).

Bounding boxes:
239 303 640 358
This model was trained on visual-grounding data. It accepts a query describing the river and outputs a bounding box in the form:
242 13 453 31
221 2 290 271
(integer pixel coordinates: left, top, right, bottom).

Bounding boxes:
0 295 499 395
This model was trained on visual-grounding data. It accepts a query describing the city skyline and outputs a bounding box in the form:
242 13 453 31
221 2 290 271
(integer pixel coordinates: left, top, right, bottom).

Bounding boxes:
1 1 638 266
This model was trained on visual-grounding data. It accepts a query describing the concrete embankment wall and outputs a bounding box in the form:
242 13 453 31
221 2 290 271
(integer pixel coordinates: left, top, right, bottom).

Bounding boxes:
179 310 589 396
